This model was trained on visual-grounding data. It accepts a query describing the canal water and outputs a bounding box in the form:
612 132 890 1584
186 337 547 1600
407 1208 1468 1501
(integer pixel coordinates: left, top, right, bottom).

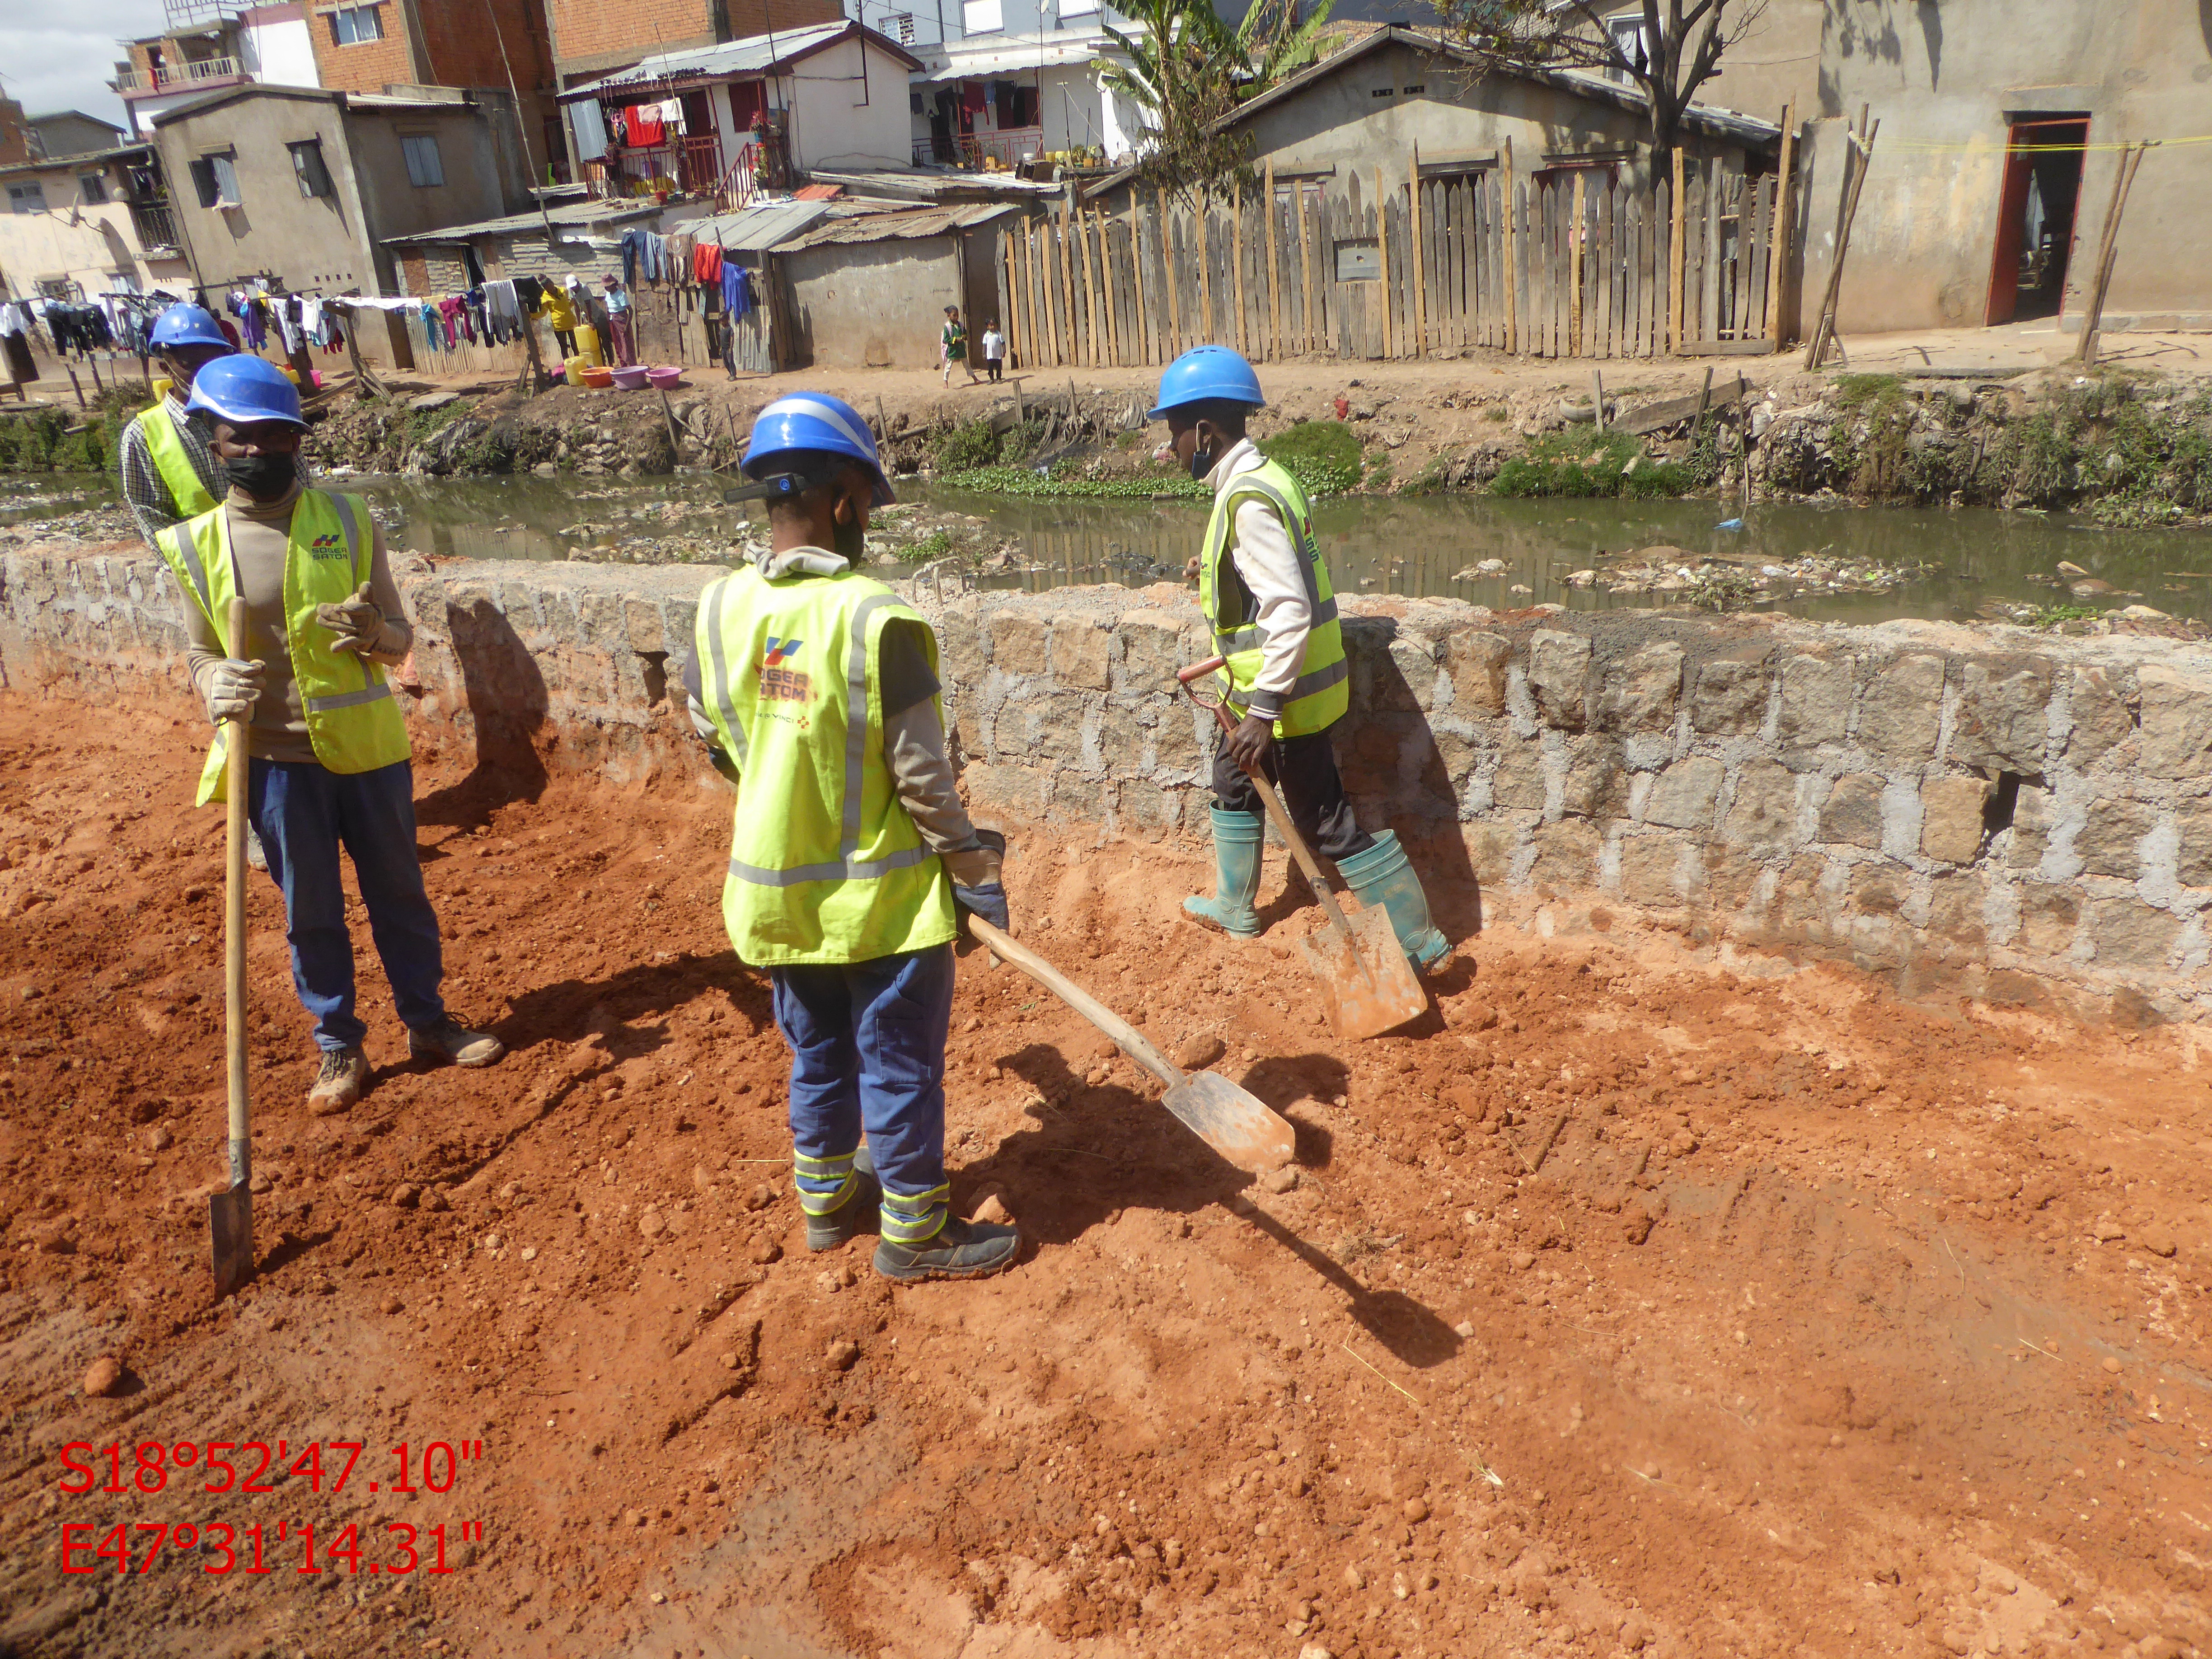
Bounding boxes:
11 471 2212 626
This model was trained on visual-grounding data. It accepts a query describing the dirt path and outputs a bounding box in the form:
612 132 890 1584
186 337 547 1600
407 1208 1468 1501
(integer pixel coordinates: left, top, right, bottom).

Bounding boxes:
0 696 2207 1659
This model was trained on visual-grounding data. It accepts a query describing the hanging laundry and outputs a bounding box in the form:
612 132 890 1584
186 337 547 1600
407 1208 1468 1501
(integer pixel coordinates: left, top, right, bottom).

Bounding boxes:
695 241 723 285
571 99 611 163
484 278 522 343
623 105 664 147
724 261 753 322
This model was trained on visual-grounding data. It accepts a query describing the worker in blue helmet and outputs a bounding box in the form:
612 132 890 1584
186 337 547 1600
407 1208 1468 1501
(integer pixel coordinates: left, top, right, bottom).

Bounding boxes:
684 393 1020 1282
1152 346 1449 971
155 355 505 1117
119 302 309 554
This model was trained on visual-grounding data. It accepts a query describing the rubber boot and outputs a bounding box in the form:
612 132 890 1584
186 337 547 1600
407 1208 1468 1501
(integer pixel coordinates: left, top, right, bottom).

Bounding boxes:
806 1143 883 1252
1181 805 1265 938
1336 830 1450 972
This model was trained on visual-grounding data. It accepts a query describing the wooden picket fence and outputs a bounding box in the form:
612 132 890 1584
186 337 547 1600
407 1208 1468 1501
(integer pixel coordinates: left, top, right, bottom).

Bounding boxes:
1000 146 1798 369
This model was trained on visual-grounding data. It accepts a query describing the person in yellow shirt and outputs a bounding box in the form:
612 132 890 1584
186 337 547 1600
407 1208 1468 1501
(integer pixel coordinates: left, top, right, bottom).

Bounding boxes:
539 281 578 358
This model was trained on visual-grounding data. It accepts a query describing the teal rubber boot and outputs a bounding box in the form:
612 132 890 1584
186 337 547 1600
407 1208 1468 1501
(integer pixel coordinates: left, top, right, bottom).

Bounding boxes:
1182 806 1265 938
1336 830 1450 971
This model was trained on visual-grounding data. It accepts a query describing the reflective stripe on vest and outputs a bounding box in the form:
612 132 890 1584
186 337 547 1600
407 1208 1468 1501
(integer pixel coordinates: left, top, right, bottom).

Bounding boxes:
157 489 410 806
139 400 219 520
1199 459 1350 738
694 564 956 967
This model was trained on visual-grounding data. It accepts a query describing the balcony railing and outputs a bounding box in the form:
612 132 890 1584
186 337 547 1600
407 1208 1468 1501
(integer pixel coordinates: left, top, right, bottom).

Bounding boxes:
915 126 1046 172
129 201 181 255
112 56 244 94
585 134 728 201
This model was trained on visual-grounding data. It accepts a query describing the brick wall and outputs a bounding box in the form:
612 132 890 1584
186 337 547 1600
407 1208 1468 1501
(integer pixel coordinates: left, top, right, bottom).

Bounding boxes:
307 4 422 94
9 546 2209 1025
415 0 554 89
548 0 843 76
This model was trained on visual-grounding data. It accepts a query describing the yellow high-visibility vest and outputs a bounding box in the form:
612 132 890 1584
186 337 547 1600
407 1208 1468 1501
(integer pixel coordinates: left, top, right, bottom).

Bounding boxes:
1198 455 1349 737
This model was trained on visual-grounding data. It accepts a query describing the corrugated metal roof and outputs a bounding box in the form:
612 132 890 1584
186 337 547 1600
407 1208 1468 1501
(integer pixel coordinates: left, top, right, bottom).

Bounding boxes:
784 202 1016 248
382 199 661 247
557 22 921 103
680 198 839 252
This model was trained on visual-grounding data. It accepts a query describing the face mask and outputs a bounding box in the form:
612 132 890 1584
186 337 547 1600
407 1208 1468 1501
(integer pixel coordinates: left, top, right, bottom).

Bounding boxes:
1188 442 1214 482
832 505 866 566
226 454 295 500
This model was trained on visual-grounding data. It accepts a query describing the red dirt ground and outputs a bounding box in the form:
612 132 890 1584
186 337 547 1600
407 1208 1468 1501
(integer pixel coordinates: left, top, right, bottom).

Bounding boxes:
0 694 2208 1659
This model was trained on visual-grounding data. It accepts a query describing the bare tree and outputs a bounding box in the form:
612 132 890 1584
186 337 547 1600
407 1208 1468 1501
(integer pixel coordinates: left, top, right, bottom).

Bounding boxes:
1438 0 1770 189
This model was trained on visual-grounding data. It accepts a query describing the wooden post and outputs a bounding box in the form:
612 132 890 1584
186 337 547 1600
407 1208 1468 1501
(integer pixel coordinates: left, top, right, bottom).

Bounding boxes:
66 367 87 410
1197 192 1213 342
1501 138 1518 354
1668 147 1687 351
1410 147 1428 356
1230 187 1248 356
1160 187 1182 356
1376 165 1392 358
1592 367 1605 430
1771 101 1798 348
1297 183 1316 354
1058 196 1078 366
1081 205 1105 368
2078 142 2148 366
1570 170 1586 356
1127 197 1148 365
1804 112 1881 370
1263 159 1282 361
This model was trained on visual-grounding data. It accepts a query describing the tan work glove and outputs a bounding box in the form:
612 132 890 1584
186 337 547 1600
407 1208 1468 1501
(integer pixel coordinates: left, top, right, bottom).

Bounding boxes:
316 582 386 656
206 657 265 725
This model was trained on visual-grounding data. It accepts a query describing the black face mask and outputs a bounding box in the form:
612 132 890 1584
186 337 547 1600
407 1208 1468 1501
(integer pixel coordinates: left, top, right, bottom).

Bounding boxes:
832 506 866 566
1188 441 1214 481
226 454 295 500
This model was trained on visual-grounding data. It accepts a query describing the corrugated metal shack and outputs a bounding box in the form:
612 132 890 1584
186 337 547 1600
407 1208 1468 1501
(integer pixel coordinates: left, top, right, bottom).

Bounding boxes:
777 203 1017 370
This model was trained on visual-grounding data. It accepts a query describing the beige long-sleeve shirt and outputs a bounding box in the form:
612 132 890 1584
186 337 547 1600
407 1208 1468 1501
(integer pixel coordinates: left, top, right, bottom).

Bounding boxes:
182 482 412 763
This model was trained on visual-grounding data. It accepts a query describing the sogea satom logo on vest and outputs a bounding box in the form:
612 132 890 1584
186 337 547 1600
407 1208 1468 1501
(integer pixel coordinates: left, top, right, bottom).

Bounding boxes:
308 531 348 562
760 638 809 702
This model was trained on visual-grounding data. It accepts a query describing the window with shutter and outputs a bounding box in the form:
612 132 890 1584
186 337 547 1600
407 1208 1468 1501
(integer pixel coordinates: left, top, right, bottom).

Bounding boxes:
290 139 334 198
400 134 445 188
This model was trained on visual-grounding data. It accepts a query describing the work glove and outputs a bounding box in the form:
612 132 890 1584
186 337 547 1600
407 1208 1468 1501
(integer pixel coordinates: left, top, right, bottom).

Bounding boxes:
206 657 265 725
316 582 386 656
948 830 1009 945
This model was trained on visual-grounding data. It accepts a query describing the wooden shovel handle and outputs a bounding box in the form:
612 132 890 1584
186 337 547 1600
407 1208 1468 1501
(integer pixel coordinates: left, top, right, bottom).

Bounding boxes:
966 917 1184 1093
1176 656 1362 951
224 597 252 1190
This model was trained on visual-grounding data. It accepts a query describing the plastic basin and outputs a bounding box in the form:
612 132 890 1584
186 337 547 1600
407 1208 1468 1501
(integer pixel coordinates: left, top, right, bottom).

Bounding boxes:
647 366 684 389
581 366 614 389
610 364 651 390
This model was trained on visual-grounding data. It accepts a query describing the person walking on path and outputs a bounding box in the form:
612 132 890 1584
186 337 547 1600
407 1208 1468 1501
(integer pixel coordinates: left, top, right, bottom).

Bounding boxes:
155 356 506 1115
1155 346 1451 972
118 303 308 553
939 305 975 386
601 274 637 367
685 392 1018 1281
980 320 1005 383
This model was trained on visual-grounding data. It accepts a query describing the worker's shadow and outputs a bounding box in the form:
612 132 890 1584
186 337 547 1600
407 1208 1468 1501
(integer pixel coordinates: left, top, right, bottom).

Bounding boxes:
413 592 551 833
470 948 769 1085
968 1042 1461 1371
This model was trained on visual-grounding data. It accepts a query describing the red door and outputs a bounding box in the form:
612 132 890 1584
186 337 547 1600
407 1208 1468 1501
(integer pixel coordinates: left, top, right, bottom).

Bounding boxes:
1986 129 2036 326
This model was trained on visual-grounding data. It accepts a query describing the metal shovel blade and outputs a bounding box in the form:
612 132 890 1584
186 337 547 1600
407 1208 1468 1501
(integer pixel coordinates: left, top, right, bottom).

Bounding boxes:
1162 1070 1298 1173
1299 904 1429 1041
209 1182 254 1300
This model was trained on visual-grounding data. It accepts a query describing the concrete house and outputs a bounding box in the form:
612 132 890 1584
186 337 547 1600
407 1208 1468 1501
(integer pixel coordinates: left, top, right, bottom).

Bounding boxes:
778 202 1015 367
556 22 925 201
1586 0 2212 334
109 0 324 136
0 142 194 302
149 83 530 361
908 0 1145 172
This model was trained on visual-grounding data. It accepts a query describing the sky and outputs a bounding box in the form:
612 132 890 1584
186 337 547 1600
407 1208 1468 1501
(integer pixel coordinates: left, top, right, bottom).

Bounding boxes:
0 0 151 131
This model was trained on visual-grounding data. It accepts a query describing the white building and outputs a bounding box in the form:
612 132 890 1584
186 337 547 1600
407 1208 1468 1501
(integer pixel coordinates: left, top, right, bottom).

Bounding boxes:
109 0 323 138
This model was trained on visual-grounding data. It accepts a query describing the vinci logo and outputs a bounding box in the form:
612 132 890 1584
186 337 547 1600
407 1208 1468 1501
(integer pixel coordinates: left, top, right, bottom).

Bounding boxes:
759 637 810 702
307 532 348 561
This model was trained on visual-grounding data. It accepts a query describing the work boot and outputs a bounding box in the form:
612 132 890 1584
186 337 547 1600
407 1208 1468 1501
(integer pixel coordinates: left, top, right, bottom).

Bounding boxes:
407 1017 506 1069
806 1143 882 1252
307 1046 368 1116
1336 830 1451 972
874 1216 1022 1283
1181 805 1265 938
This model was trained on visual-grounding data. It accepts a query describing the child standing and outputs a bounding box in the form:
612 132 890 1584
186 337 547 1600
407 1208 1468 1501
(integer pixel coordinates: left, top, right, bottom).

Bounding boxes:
981 319 1005 383
940 306 975 385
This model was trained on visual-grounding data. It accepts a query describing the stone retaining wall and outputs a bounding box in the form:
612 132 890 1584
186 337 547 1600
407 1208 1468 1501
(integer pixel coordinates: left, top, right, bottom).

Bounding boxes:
7 539 2210 1024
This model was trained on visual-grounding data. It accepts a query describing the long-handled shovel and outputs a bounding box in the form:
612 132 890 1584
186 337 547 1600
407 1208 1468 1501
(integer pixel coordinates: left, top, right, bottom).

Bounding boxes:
1178 657 1428 1042
209 596 255 1299
966 917 1295 1174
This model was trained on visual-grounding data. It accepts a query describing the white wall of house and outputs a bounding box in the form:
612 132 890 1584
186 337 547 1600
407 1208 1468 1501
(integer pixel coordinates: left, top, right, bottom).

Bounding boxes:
239 15 323 89
774 37 918 173
0 158 193 300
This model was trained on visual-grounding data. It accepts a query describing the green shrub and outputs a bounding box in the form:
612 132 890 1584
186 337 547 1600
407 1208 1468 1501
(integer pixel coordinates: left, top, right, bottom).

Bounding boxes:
937 463 1208 499
1257 420 1363 494
934 417 1002 471
1489 429 1691 498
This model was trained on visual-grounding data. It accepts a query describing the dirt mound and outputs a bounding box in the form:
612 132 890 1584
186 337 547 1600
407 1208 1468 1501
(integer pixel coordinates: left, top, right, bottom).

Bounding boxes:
0 697 2206 1658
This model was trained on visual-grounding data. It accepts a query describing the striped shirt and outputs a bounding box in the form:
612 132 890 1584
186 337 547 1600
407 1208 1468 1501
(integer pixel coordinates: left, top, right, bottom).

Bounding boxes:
118 397 312 552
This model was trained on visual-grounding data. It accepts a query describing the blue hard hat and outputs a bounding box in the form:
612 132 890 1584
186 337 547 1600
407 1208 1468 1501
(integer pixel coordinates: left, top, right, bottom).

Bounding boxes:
745 392 895 506
184 353 307 429
150 303 232 352
1148 345 1265 420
